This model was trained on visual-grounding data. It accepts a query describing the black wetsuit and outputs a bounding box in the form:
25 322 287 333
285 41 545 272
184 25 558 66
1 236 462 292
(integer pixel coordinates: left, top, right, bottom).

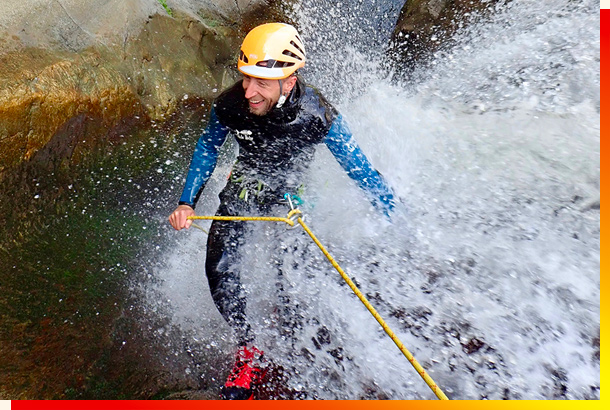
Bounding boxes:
178 78 395 344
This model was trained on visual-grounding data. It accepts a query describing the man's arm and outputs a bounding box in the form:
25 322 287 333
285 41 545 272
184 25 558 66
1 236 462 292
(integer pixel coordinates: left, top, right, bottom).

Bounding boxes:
324 114 396 215
169 108 229 230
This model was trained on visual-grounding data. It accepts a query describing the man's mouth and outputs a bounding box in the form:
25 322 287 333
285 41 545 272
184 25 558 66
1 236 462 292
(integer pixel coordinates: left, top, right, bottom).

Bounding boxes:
249 99 263 106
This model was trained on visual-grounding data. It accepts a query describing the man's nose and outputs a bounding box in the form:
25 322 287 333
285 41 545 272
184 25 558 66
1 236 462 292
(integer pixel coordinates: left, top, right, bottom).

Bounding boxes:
244 82 259 99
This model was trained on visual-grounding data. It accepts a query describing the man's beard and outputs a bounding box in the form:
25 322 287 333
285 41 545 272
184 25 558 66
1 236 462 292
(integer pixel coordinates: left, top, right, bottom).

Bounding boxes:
248 101 273 116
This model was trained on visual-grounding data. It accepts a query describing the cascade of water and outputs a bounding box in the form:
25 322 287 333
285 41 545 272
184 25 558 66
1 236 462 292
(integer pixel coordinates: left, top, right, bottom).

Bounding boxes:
152 0 599 399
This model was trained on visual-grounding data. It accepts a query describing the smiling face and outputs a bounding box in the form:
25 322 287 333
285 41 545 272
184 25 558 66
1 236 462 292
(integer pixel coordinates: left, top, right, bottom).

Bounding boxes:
242 74 298 116
242 75 281 116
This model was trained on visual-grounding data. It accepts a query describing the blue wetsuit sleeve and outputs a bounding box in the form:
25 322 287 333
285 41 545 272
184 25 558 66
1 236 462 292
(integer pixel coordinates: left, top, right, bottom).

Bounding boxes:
324 114 395 213
178 107 229 207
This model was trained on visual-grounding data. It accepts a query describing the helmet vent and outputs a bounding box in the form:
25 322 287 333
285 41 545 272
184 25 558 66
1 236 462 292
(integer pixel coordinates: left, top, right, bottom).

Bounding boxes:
239 50 249 63
256 59 295 68
289 40 305 57
282 49 303 61
275 61 295 68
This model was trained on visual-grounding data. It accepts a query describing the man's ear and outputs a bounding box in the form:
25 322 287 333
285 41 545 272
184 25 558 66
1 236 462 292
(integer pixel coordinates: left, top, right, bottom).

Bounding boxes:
283 75 298 93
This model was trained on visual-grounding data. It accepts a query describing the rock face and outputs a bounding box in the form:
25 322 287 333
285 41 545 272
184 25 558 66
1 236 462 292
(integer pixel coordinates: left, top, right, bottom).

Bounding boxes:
389 0 501 70
0 0 287 174
0 1 269 51
0 0 295 400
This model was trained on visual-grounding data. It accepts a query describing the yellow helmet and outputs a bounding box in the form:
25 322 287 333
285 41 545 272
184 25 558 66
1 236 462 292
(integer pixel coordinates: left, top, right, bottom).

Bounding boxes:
237 23 306 80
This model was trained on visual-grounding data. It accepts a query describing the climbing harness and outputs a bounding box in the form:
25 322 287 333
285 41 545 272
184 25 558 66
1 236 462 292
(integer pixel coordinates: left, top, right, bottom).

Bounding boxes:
187 199 449 400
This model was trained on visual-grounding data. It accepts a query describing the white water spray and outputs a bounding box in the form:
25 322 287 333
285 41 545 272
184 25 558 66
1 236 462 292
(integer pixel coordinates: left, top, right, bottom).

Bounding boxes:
151 0 599 399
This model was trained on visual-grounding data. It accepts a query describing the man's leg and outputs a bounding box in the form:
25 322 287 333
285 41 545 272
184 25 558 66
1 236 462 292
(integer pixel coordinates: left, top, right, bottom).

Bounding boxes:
206 216 269 400
205 219 254 346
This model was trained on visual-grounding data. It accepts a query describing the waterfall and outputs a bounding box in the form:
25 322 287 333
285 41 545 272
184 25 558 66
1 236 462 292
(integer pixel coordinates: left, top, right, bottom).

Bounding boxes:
152 0 599 399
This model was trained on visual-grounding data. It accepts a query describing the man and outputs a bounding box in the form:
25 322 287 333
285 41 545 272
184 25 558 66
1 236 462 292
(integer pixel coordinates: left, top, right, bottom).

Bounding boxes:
169 22 396 399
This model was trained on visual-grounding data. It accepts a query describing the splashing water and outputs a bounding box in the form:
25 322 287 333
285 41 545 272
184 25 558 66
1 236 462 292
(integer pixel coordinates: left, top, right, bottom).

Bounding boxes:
150 0 599 399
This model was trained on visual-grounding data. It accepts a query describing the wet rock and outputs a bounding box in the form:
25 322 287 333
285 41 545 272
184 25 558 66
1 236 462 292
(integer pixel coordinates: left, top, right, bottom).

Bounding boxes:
592 331 600 363
389 0 503 71
299 347 316 363
328 347 344 364
0 47 144 171
0 13 234 174
0 1 271 52
461 337 485 354
164 389 219 400
256 361 308 400
0 0 292 174
390 305 433 340
543 365 568 399
316 326 332 346
0 0 292 400
359 381 391 400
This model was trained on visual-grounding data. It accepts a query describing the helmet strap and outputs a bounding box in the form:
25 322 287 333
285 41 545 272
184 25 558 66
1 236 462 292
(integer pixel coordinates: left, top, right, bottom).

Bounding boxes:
276 79 286 108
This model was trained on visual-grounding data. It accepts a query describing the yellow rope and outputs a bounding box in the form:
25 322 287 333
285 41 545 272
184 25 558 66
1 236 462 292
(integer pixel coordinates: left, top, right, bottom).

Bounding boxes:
296 217 449 400
186 210 449 400
189 215 296 226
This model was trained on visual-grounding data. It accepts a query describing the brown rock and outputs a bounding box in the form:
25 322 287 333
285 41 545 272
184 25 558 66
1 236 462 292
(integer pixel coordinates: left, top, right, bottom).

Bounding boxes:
0 47 142 171
0 13 238 174
389 0 502 70
0 0 292 174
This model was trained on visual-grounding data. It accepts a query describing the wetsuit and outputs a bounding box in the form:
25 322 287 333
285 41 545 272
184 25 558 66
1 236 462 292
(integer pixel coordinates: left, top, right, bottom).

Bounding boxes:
178 78 395 344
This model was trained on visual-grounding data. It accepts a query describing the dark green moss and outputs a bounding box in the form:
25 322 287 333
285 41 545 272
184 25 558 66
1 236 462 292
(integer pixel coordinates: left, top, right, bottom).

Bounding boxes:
0 103 206 398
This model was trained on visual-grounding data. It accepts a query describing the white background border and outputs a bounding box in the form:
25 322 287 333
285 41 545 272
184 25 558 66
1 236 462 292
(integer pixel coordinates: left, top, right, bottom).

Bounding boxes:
602 0 610 9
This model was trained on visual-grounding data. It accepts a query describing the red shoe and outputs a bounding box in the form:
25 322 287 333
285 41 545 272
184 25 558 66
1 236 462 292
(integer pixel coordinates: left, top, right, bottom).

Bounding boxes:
221 345 267 400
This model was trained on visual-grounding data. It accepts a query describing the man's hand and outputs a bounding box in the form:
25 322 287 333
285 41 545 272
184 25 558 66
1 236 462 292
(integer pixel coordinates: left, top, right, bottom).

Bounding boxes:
169 205 195 230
